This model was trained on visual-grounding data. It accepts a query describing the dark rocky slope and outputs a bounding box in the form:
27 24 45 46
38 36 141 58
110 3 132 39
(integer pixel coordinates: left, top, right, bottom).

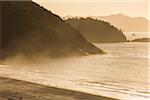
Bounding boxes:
0 1 103 60
66 18 127 43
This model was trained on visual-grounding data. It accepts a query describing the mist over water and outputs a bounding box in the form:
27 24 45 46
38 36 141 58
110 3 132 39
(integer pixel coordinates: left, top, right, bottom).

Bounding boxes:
124 32 150 40
0 42 150 100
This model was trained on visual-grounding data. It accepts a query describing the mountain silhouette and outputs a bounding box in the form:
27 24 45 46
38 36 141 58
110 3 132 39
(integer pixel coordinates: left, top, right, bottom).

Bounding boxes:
66 17 126 43
0 1 103 60
93 14 150 32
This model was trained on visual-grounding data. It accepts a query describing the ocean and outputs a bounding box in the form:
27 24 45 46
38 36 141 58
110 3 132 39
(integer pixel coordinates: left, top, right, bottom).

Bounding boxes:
124 32 150 40
0 42 150 100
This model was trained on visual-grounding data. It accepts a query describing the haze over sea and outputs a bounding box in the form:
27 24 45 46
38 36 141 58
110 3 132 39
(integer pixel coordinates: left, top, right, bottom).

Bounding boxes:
0 42 150 100
124 32 150 40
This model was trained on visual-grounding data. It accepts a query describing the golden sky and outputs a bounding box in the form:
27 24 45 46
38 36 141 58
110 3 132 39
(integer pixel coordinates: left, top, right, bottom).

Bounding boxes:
33 0 150 20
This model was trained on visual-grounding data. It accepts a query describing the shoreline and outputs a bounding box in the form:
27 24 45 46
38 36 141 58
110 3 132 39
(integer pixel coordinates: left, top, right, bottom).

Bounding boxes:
0 77 118 100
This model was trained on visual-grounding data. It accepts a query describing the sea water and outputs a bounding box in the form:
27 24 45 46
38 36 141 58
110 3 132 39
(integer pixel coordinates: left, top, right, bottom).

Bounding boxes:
0 42 150 100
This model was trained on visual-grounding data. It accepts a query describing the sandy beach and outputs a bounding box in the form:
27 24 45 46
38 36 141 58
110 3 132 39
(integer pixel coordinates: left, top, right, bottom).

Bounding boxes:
0 77 117 100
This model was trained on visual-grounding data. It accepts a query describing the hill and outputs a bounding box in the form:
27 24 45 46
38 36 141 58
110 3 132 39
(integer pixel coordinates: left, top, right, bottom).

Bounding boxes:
93 14 150 32
66 17 126 43
0 1 103 60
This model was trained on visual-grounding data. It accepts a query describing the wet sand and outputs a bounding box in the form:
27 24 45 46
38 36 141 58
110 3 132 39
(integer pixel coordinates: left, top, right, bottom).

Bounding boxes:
0 77 118 100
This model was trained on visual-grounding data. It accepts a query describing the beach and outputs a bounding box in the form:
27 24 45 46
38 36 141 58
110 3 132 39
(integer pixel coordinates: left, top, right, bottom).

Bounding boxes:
0 77 116 100
0 42 149 100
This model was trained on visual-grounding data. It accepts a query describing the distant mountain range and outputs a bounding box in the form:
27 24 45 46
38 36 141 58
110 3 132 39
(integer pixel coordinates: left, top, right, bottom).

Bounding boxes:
0 1 103 60
64 14 150 32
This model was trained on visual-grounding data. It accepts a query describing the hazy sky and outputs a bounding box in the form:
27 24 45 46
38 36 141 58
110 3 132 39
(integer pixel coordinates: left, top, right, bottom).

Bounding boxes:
33 0 150 20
